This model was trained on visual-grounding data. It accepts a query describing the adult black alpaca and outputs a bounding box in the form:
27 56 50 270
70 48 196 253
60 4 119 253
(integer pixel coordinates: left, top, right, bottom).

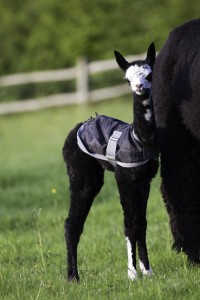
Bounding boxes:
153 19 200 264
63 43 158 281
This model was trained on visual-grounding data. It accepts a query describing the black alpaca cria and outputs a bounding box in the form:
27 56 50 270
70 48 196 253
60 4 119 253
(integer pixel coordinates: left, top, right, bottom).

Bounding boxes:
153 19 200 264
63 43 158 281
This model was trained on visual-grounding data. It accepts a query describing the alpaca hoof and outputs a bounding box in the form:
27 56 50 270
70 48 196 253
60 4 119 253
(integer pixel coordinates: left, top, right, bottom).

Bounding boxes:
188 255 200 265
68 274 79 283
128 268 138 281
139 261 153 276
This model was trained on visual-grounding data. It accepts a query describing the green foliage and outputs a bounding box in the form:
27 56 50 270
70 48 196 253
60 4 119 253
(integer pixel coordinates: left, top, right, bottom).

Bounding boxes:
1 100 200 299
0 0 200 75
1 0 200 103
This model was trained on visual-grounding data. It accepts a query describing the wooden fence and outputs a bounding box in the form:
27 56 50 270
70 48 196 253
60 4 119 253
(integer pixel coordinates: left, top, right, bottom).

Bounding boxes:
0 53 145 115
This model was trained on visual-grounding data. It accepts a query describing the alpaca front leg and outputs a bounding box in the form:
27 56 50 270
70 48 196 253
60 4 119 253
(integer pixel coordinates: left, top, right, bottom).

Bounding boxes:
115 170 139 280
137 220 153 277
136 178 153 277
126 236 138 280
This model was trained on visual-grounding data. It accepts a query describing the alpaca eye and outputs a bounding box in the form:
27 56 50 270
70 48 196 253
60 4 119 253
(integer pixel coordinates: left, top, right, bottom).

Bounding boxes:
146 73 152 81
126 79 131 85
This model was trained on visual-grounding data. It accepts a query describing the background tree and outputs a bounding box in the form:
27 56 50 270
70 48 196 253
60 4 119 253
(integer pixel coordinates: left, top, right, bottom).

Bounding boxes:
0 0 200 76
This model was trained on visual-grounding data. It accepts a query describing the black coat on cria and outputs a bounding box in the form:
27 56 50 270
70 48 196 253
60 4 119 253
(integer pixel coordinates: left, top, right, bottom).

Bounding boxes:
153 19 200 264
63 43 158 281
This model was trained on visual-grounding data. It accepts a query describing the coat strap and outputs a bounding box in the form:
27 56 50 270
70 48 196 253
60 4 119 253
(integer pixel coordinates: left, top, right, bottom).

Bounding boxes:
106 131 122 162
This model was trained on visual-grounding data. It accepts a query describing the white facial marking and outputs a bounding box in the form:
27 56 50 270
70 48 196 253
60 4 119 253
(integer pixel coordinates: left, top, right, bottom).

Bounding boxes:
144 109 152 122
125 64 152 95
139 260 153 276
126 237 138 280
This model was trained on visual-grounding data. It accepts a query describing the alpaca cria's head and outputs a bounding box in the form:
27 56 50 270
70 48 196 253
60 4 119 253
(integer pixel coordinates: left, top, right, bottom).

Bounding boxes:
114 43 155 96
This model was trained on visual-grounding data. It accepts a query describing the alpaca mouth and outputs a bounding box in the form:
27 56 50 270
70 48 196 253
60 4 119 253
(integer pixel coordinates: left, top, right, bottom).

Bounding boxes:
136 86 150 95
136 88 144 95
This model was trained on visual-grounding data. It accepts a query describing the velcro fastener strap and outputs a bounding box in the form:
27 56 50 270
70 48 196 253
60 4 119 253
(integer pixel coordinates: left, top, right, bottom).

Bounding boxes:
106 130 122 161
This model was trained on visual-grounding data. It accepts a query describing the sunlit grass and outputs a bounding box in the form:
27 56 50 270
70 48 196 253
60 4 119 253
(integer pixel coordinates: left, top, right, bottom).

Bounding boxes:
0 98 200 299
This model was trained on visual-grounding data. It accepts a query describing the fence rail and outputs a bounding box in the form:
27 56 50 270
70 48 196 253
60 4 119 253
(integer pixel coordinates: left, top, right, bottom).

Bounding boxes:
0 53 146 115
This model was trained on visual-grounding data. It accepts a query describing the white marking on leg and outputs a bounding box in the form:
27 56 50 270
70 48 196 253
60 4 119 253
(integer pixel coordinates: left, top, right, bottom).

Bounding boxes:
142 98 151 106
139 260 153 276
126 237 138 280
144 109 152 122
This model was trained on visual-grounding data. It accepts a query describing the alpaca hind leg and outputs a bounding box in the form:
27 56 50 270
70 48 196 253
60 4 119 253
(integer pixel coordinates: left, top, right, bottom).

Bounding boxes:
136 177 153 276
64 160 104 282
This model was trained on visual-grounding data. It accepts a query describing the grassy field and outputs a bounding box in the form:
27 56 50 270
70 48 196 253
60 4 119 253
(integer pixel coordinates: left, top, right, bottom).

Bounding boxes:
1 97 200 300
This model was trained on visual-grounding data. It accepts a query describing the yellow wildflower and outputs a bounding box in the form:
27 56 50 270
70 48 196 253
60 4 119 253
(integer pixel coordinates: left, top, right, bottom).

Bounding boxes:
51 188 57 194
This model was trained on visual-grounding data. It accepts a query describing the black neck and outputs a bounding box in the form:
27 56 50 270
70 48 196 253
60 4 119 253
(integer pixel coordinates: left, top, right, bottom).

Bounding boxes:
132 91 157 147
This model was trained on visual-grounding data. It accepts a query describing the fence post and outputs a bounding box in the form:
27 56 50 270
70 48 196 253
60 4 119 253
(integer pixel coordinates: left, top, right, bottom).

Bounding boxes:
76 57 89 104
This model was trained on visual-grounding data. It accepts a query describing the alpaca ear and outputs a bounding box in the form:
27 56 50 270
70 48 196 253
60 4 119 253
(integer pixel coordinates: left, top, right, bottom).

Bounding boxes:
114 50 130 71
146 42 156 65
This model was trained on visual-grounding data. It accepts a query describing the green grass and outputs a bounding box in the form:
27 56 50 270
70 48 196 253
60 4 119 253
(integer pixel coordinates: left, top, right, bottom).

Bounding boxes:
0 97 200 300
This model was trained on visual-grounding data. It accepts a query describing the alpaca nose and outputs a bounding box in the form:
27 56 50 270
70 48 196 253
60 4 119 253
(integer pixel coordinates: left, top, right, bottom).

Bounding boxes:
136 84 143 89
